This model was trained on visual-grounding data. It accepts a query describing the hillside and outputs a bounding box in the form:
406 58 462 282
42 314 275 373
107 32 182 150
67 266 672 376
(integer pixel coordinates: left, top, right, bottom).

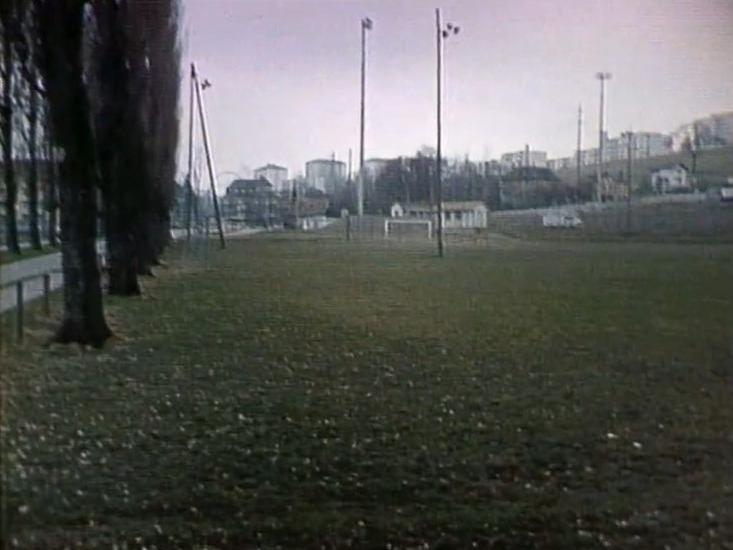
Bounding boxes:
554 145 733 190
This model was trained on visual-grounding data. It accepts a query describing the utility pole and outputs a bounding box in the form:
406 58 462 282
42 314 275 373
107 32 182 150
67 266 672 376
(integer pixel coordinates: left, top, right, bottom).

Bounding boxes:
330 151 336 195
624 130 634 232
185 65 196 241
576 104 582 191
596 72 611 203
192 63 226 249
435 9 459 258
347 148 352 184
358 17 372 217
523 143 530 206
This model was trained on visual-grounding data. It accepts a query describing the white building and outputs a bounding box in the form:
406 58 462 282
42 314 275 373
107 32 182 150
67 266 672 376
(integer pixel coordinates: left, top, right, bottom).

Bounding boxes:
254 164 288 192
651 165 691 194
547 131 672 170
500 150 547 170
391 201 488 229
633 132 673 158
671 112 733 151
305 159 347 193
363 158 391 182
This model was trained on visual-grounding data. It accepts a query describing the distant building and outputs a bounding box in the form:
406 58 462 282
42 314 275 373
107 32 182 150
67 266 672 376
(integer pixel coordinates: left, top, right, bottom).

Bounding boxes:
305 159 347 193
283 188 330 231
632 132 673 159
671 112 733 151
547 157 574 171
651 164 692 194
0 159 59 240
500 150 547 170
253 164 288 192
547 131 673 170
223 178 278 227
500 166 564 209
363 158 391 182
390 200 488 229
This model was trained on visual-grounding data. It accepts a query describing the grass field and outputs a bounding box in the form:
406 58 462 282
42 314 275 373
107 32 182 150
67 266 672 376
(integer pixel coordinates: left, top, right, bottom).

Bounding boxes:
2 233 732 548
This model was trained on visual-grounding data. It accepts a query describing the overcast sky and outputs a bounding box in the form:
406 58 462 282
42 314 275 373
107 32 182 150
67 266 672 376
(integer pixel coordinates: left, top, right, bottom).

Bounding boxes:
180 0 733 189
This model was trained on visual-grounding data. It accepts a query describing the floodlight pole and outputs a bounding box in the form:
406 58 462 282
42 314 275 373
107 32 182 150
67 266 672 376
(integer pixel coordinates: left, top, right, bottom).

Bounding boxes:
435 8 444 257
596 72 611 203
576 104 582 190
193 63 226 249
435 9 459 257
358 18 371 217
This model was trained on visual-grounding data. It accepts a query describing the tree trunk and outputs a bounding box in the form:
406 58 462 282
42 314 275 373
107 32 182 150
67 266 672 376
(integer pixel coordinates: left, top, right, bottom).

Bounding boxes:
45 127 58 246
27 66 41 250
1 0 20 254
104 192 140 295
37 2 111 347
54 160 111 346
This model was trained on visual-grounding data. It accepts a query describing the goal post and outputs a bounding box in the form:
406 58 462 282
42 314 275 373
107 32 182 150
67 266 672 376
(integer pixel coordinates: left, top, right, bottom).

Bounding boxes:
384 218 433 240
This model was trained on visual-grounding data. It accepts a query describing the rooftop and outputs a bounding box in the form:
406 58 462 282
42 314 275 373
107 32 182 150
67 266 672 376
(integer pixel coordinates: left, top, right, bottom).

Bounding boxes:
255 164 287 172
306 159 346 166
226 178 273 194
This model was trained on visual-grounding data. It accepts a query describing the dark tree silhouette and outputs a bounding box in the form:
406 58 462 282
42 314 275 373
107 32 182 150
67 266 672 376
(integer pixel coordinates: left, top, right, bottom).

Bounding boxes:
14 1 43 250
35 1 111 346
0 0 21 254
90 0 181 290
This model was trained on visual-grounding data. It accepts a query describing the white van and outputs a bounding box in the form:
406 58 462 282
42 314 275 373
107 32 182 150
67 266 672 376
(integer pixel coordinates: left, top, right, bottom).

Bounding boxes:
542 212 583 228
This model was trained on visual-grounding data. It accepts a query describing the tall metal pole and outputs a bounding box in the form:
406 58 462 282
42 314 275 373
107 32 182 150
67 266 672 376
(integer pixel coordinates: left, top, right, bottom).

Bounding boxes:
576 104 582 189
348 148 352 183
596 72 611 203
625 130 633 231
358 19 371 217
185 64 196 241
192 63 226 249
435 8 444 257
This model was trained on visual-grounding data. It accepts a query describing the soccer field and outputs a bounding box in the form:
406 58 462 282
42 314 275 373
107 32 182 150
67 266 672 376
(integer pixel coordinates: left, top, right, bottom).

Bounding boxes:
2 234 732 548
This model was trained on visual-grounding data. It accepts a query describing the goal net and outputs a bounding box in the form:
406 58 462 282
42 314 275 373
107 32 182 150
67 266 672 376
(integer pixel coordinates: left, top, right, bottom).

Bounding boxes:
384 218 433 240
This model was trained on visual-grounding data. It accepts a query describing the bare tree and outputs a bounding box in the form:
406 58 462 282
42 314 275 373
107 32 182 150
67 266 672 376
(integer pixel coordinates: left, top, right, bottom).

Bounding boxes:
0 0 21 254
14 0 43 249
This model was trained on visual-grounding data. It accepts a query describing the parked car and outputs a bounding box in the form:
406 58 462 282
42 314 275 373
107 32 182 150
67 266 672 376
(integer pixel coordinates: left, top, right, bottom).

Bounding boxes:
542 212 583 228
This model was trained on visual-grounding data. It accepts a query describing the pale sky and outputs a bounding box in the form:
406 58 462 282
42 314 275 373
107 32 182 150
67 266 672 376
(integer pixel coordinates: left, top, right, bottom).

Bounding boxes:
179 0 733 190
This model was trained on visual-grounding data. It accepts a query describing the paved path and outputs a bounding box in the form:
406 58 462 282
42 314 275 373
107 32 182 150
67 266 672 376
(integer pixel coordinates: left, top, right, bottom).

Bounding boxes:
1 252 62 313
1 229 268 313
1 241 104 314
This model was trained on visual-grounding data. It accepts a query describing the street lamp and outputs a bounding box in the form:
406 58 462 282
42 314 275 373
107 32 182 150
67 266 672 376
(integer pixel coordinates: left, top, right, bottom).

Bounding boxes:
596 72 611 202
436 9 459 258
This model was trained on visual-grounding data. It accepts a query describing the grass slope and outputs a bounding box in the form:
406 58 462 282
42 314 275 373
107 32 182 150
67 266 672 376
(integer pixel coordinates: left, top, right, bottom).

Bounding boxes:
2 234 732 548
